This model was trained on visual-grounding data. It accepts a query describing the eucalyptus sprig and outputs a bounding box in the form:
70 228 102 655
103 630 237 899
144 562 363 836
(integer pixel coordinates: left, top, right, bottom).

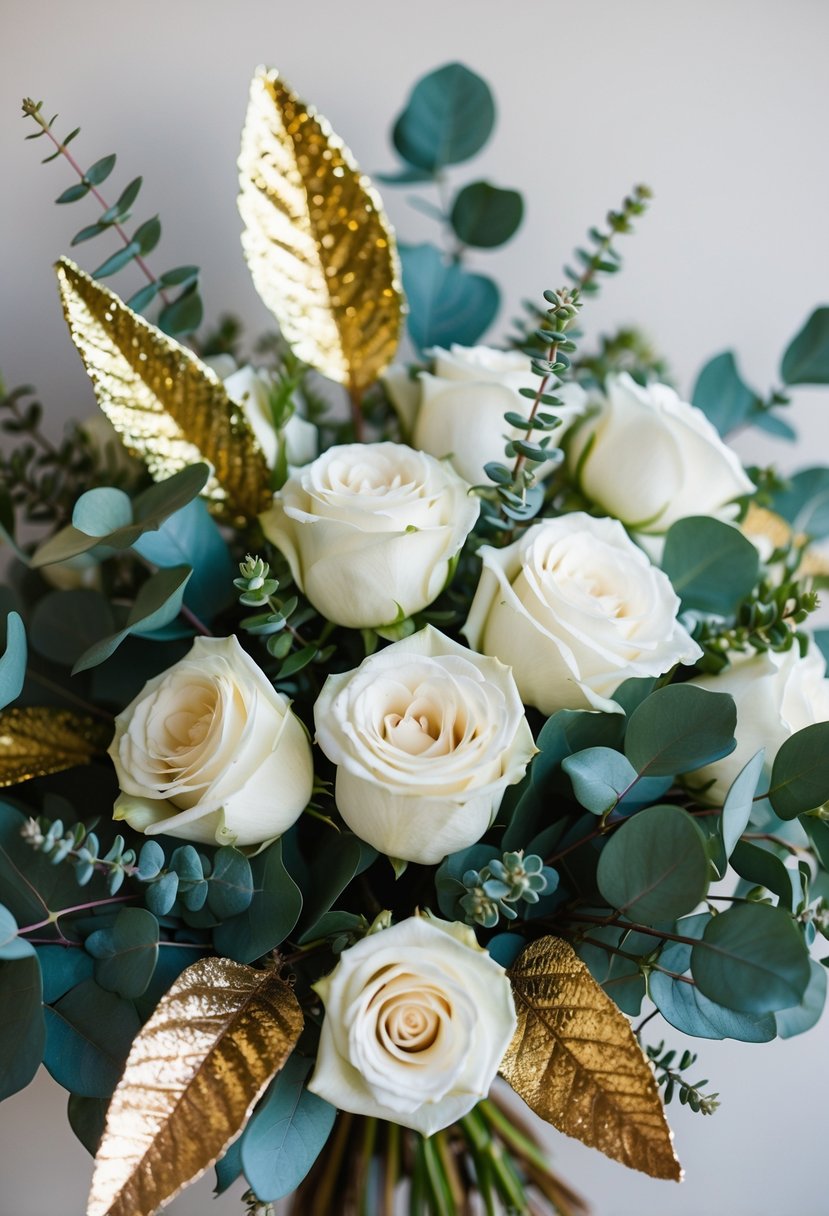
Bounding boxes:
235 554 334 678
645 1042 721 1115
459 851 555 928
22 97 203 337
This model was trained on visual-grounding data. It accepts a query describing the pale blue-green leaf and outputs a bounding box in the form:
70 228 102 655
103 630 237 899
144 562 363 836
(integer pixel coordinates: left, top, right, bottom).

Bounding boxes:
662 516 759 615
775 958 827 1039
624 684 736 777
0 611 26 710
72 566 191 673
691 903 810 1014
72 487 132 537
562 747 638 815
692 350 757 437
392 62 495 171
781 307 829 385
721 749 766 860
400 243 499 351
134 497 234 620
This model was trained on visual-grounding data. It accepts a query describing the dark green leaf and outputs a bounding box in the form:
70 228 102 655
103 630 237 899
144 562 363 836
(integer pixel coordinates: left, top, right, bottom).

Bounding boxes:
133 215 161 255
721 749 765 861
400 242 499 350
43 977 139 1097
624 684 737 776
92 241 141 280
596 805 710 925
240 1053 336 1202
158 285 203 337
297 834 377 943
126 281 162 312
68 1093 108 1155
158 265 199 289
85 907 160 998
213 838 301 963
112 176 142 217
450 181 523 248
71 222 109 247
30 590 115 667
84 154 116 185
662 517 759 615
392 62 495 171
56 182 90 204
692 351 757 437
207 847 254 919
691 903 810 1014
730 840 794 907
767 722 829 819
781 307 829 385
776 958 827 1039
0 955 44 1099
37 945 95 1002
0 611 26 710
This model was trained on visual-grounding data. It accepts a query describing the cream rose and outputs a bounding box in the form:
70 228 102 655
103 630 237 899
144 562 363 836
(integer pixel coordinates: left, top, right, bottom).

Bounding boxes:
308 915 517 1135
109 635 313 846
566 373 754 532
689 642 829 803
261 443 479 630
314 626 535 864
463 513 702 715
384 344 586 486
221 363 317 468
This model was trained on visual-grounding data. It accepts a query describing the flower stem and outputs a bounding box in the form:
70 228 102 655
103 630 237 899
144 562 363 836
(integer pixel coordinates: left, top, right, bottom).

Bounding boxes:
19 893 134 935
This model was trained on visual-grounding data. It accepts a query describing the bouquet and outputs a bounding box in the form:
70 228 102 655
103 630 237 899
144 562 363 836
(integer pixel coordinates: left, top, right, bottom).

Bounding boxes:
3 61 829 1216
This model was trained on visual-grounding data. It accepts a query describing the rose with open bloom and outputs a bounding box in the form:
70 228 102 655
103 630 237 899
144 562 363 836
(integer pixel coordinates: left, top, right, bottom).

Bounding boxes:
566 372 754 532
109 635 313 846
261 442 479 629
314 626 535 863
463 512 702 714
308 915 517 1135
689 641 829 803
384 343 586 485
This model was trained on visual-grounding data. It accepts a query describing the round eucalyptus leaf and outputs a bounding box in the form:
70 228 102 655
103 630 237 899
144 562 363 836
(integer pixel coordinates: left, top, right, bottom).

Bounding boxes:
85 907 160 999
400 243 499 351
776 959 827 1039
0 904 33 960
596 805 710 925
43 978 139 1097
392 63 495 171
781 306 829 385
213 838 302 963
450 181 523 248
691 903 811 1014
30 590 115 667
207 847 254 919
562 747 638 815
241 1054 336 1202
650 967 777 1042
767 721 829 819
72 486 132 537
661 516 759 615
721 749 765 860
0 954 44 1099
0 610 26 711
692 350 757 438
624 683 736 777
37 943 95 1002
67 1093 108 1155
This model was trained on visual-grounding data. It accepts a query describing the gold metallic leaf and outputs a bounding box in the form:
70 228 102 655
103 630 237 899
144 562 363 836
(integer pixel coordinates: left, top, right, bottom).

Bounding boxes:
741 503 829 577
55 258 271 521
87 957 303 1216
500 936 681 1182
238 67 404 391
0 707 110 786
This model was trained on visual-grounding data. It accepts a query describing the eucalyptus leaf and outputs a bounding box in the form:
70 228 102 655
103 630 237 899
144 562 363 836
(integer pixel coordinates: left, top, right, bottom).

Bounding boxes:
43 978 139 1097
0 610 26 710
562 747 638 815
624 684 736 777
692 350 758 437
768 467 829 540
0 954 45 1099
767 722 829 819
72 565 192 674
30 590 115 667
68 1092 109 1155
37 944 95 1002
776 958 827 1039
781 307 829 385
73 486 132 537
487 933 526 969
240 1053 336 1202
661 517 759 615
596 805 710 925
450 181 523 248
691 903 810 1014
207 847 254 919
85 907 160 998
392 62 495 171
730 841 794 908
134 498 234 621
0 904 34 961
297 834 377 942
721 749 766 861
213 838 302 963
400 243 499 351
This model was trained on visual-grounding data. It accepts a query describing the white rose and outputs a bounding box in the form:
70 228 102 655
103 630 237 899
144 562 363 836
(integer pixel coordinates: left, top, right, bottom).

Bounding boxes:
308 914 517 1136
689 643 829 803
261 443 479 630
109 635 313 847
314 626 535 864
566 373 754 532
463 512 702 715
203 358 317 469
384 344 586 486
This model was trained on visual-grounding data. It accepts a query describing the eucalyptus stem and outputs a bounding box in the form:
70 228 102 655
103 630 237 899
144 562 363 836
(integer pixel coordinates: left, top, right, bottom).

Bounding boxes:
18 892 134 936
576 933 696 986
22 99 172 307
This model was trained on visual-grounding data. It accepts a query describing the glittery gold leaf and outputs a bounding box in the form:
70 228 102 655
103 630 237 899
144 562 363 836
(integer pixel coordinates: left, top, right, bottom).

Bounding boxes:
55 258 270 521
238 68 404 391
500 936 681 1182
0 707 110 787
87 957 303 1216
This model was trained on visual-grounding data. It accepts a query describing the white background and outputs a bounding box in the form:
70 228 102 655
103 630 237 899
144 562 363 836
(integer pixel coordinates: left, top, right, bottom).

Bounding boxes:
1 1 828 1213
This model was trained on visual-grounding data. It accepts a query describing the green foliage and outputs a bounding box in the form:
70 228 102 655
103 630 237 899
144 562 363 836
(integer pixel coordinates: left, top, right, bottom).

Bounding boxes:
0 904 34 961
213 838 301 963
134 497 234 622
769 467 829 539
624 683 736 776
596 805 710 925
562 747 638 816
458 851 557 928
661 517 760 616
30 591 115 669
450 182 523 248
0 954 44 1099
43 977 140 1097
644 1042 721 1114
22 98 203 337
390 63 495 172
719 750 766 864
781 307 829 385
72 564 191 673
399 243 499 351
565 185 651 298
67 1093 108 1155
776 959 827 1039
85 907 159 998
235 554 333 678
691 903 811 1014
767 722 829 819
296 833 377 944
0 611 26 710
240 1053 336 1202
571 325 670 386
